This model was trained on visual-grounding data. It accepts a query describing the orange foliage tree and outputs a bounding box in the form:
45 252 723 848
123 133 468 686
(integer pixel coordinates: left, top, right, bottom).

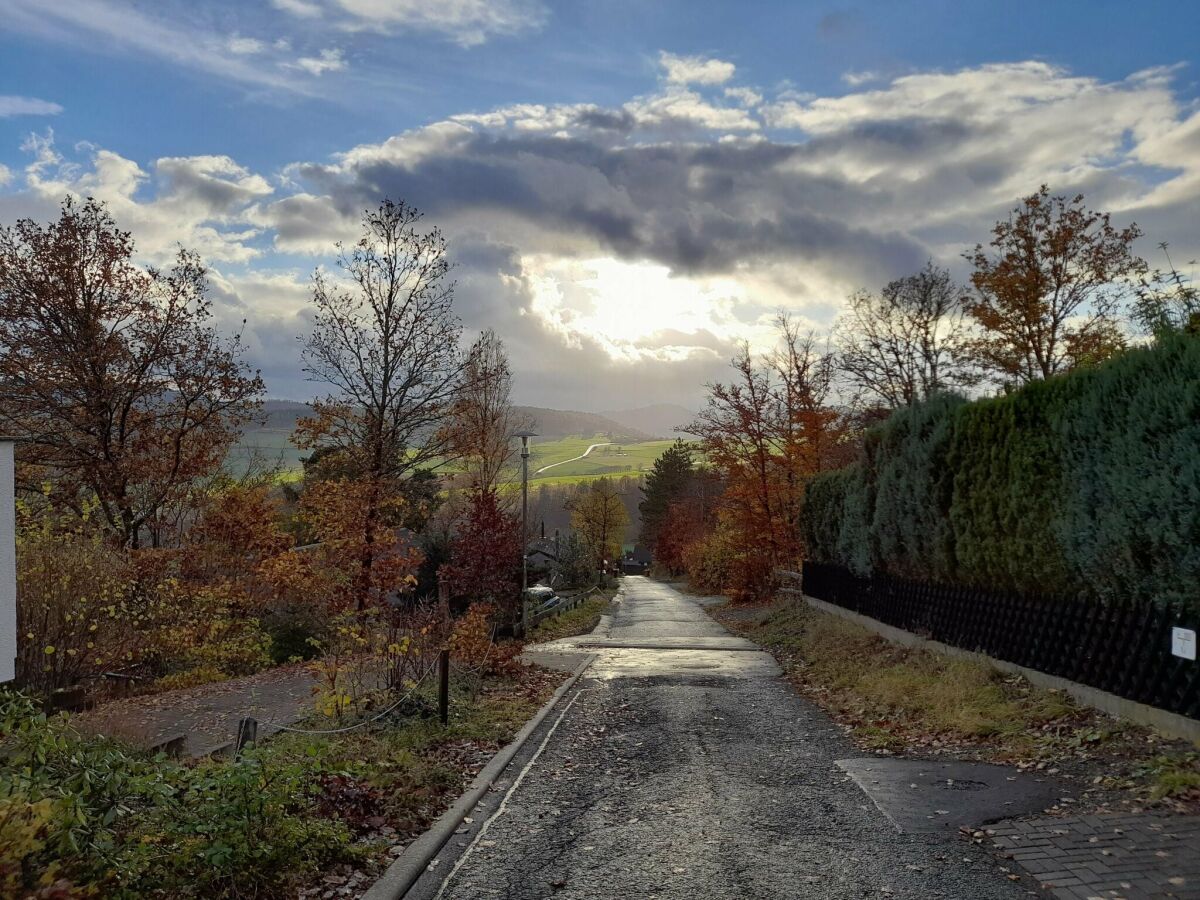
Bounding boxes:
966 186 1145 385
261 479 422 615
687 316 852 600
0 197 263 548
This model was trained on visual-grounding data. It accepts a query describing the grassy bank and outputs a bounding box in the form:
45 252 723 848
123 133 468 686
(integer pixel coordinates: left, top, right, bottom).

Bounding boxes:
710 597 1200 812
529 592 615 642
0 665 563 899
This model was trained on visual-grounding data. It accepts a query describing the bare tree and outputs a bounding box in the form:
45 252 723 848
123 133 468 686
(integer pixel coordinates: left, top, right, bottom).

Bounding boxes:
966 186 1145 385
0 197 263 548
835 262 973 409
297 199 465 608
446 329 532 493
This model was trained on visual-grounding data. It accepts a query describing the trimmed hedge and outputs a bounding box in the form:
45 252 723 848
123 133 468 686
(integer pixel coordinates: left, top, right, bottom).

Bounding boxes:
803 334 1200 612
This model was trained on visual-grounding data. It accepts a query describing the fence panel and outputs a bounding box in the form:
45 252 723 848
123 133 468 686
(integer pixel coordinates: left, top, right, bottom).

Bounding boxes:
798 561 1200 721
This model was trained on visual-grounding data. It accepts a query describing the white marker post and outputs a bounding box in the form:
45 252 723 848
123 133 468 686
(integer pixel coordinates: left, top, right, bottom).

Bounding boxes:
0 439 15 684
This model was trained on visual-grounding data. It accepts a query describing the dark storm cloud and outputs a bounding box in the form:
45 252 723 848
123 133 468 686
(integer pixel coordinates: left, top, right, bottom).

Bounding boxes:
275 129 931 284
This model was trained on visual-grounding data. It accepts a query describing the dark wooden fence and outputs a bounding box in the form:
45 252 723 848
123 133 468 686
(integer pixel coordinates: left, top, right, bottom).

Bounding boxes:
792 561 1200 720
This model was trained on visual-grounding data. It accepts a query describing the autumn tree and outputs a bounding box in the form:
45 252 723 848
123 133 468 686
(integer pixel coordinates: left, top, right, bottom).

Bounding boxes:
638 439 695 551
569 478 629 576
446 329 531 492
297 199 464 608
653 467 722 576
439 488 522 619
836 262 974 409
180 479 293 608
0 197 263 547
262 479 422 614
966 186 1146 385
687 317 851 598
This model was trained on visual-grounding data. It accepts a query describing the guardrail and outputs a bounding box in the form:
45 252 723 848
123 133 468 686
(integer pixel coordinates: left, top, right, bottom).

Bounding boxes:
526 587 600 630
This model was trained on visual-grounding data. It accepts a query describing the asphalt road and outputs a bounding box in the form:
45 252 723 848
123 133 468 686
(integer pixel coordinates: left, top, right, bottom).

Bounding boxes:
408 577 1030 900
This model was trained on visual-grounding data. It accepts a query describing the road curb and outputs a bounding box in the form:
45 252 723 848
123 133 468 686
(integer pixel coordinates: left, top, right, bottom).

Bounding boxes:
361 652 596 900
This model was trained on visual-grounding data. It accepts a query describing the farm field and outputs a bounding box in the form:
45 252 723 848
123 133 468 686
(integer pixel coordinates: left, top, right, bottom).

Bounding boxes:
526 437 677 479
231 430 684 487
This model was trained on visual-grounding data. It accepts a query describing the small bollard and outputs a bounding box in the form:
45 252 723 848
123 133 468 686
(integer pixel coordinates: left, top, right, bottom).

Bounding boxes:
235 717 258 757
438 649 450 726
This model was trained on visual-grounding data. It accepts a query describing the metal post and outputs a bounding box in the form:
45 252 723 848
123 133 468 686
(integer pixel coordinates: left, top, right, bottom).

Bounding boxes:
235 717 258 756
438 649 450 726
516 430 536 637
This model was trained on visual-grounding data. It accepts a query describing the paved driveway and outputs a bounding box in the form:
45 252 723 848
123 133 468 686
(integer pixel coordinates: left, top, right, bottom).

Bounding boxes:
408 577 1028 900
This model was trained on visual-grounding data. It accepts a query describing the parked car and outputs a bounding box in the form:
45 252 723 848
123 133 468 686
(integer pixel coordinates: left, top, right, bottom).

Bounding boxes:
526 584 561 613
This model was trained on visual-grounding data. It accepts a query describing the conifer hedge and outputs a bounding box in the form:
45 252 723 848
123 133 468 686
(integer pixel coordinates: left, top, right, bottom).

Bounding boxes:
803 334 1200 612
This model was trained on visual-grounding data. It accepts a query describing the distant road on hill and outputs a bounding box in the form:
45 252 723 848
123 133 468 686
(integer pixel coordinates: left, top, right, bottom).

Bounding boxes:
533 441 614 475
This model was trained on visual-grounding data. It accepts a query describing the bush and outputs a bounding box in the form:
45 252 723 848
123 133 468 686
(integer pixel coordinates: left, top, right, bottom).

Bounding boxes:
0 690 356 898
149 583 273 680
685 519 775 602
803 334 1200 610
15 499 146 695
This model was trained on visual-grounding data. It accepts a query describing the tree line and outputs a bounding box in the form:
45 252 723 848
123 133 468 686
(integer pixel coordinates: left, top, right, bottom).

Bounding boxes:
637 185 1198 600
0 196 612 695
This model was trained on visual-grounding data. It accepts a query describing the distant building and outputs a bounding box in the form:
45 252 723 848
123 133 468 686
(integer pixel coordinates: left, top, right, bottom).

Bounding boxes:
620 545 652 576
526 536 561 580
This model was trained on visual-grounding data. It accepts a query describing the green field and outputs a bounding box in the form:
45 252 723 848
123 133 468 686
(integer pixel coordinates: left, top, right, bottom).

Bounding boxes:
230 430 684 487
525 437 676 480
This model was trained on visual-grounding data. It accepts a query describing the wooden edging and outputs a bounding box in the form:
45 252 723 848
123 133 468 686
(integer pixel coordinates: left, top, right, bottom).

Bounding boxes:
361 652 596 900
793 590 1200 745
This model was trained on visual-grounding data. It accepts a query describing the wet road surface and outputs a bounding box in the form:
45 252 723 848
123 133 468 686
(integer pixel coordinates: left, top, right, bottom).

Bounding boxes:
408 577 1027 900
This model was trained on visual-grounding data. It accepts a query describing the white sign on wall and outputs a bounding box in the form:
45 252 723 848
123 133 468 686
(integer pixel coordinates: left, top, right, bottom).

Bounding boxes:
0 440 15 684
1173 627 1197 662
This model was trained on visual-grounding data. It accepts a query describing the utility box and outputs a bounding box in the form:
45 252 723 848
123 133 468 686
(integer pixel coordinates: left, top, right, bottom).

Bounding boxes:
0 440 15 684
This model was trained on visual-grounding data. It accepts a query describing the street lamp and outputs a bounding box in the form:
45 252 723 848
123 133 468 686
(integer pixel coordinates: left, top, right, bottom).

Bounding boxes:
515 430 537 637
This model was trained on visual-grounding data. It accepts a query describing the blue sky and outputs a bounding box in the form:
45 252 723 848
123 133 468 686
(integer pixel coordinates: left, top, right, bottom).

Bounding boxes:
2 1 1200 407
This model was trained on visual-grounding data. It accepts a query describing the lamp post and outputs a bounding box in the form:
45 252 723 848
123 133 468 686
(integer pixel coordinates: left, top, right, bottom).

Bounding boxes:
515 430 537 637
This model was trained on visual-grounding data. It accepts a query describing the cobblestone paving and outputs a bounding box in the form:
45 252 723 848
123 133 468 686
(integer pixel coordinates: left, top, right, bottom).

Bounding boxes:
989 813 1200 899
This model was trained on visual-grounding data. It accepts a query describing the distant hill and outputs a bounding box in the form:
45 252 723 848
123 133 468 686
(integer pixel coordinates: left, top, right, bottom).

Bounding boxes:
600 404 696 439
228 401 653 472
513 406 650 441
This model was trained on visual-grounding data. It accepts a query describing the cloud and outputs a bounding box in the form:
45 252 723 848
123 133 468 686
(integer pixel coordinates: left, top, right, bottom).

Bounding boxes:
626 87 760 131
20 134 273 264
5 59 1200 409
286 48 346 76
0 0 326 93
0 95 63 117
659 51 736 85
841 70 879 86
271 0 322 17
272 0 548 46
227 35 266 55
724 86 763 107
0 164 10 187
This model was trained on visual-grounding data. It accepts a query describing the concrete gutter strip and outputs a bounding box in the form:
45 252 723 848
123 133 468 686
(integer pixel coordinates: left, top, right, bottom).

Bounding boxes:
803 593 1200 744
361 652 595 900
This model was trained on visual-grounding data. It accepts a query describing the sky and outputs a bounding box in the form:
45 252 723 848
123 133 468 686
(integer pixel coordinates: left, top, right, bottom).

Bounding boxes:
2 0 1199 411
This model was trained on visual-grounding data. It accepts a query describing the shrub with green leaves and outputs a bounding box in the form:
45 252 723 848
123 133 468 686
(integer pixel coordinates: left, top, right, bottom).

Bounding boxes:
803 334 1200 611
0 690 356 898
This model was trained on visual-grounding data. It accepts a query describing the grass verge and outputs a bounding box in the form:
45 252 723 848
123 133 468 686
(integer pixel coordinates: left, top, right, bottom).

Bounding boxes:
710 597 1200 814
1 664 564 899
529 592 614 643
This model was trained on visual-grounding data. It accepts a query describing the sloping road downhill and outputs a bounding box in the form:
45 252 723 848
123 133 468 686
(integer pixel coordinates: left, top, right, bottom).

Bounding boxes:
408 577 1026 900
